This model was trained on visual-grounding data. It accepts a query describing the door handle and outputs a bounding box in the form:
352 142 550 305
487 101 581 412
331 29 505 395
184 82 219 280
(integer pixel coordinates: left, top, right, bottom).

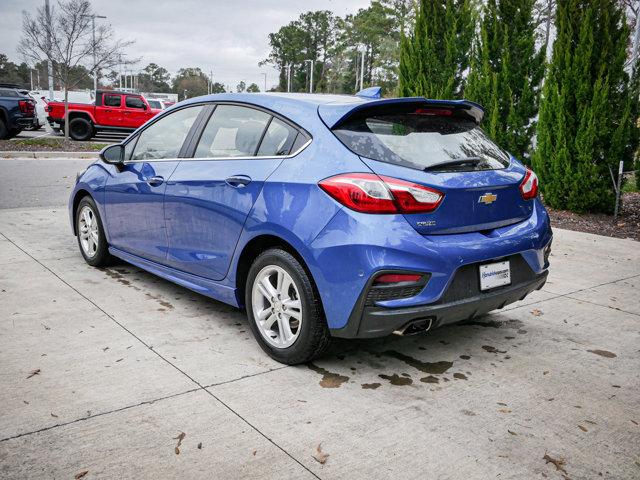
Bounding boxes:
146 175 164 186
225 175 252 188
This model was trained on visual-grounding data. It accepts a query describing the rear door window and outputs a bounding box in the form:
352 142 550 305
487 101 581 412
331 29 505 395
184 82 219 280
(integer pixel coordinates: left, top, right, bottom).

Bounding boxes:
333 109 510 171
125 96 145 109
103 94 121 107
256 118 298 156
194 105 270 158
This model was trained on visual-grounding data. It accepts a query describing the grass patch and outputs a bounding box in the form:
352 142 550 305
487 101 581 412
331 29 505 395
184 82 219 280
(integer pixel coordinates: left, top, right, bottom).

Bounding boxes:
4 137 108 152
622 174 638 193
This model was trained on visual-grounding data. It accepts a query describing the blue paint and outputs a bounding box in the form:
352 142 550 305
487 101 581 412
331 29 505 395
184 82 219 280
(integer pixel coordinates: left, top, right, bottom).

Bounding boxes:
69 92 551 333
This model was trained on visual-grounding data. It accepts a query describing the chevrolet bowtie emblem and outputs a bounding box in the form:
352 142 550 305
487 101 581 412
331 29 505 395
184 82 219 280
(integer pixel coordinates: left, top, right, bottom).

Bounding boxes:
478 193 497 205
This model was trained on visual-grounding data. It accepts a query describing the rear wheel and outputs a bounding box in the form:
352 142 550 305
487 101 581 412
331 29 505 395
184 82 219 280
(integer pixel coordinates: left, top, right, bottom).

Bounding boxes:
245 249 330 365
0 119 9 139
75 196 113 267
69 117 94 141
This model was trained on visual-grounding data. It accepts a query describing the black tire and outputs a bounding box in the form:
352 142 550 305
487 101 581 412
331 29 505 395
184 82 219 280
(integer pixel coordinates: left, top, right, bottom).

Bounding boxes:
75 196 113 267
69 117 94 141
8 128 21 139
0 118 9 140
245 248 331 365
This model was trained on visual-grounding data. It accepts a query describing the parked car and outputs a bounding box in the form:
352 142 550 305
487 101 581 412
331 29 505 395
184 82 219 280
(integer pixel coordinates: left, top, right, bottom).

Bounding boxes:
69 90 552 364
145 98 166 110
0 87 36 139
45 90 162 140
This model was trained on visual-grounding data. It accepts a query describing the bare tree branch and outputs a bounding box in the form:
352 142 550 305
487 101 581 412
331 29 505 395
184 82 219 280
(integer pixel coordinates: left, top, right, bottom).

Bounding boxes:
17 0 135 139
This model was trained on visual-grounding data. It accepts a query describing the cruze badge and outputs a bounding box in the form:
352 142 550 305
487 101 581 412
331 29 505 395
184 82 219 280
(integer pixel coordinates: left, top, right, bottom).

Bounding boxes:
478 193 497 205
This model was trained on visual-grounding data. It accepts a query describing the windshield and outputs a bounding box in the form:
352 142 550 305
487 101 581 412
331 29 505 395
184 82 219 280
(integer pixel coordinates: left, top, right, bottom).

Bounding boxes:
333 112 510 171
147 100 162 109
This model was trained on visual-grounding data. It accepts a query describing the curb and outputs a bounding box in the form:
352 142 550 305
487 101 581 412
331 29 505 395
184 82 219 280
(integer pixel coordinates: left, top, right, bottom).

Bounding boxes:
0 151 99 159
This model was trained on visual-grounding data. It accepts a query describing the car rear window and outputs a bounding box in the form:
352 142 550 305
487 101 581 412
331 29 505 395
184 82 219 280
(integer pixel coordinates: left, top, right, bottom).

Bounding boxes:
0 88 19 98
333 109 510 171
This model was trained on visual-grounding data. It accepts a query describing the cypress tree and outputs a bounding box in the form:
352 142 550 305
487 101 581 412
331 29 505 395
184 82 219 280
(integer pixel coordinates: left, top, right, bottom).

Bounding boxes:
398 0 474 99
464 0 545 161
533 0 634 213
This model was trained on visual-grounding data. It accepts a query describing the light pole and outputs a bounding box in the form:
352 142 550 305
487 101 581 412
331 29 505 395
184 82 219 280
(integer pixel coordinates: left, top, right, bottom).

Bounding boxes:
82 13 107 92
45 0 54 100
118 54 122 89
360 46 365 91
261 72 267 92
285 64 292 92
305 59 314 93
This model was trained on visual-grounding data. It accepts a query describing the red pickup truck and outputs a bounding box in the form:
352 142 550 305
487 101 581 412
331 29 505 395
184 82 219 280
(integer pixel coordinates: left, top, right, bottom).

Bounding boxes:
45 90 162 141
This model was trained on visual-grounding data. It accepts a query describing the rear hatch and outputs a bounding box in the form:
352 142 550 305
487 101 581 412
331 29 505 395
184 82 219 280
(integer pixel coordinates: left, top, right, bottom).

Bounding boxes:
330 101 532 235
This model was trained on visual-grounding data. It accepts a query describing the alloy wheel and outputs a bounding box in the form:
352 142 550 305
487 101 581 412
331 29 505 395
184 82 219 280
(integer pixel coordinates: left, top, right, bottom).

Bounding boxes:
78 205 99 258
251 265 303 349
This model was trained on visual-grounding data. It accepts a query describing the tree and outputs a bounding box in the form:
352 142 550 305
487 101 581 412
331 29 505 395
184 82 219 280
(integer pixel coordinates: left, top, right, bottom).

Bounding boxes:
0 54 30 86
261 10 340 92
246 83 260 92
236 80 246 93
18 0 133 138
465 0 545 161
398 0 475 99
532 0 636 213
210 82 225 93
172 67 209 98
137 63 171 92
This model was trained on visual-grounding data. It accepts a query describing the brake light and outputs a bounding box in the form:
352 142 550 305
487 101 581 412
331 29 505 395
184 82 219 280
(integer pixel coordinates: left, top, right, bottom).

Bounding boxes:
519 168 538 200
318 173 444 214
45 105 51 112
374 273 423 285
411 108 453 116
19 100 35 114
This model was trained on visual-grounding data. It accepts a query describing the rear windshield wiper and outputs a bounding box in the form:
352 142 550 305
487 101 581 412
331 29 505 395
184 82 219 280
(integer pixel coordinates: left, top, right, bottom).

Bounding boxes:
423 156 483 172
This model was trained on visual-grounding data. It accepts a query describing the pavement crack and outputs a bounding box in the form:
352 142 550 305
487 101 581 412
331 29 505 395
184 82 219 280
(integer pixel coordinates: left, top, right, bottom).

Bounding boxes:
0 388 201 443
0 232 321 480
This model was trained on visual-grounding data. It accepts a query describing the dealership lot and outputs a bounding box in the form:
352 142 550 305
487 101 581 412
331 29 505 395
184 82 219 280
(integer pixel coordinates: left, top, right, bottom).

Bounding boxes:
0 157 638 479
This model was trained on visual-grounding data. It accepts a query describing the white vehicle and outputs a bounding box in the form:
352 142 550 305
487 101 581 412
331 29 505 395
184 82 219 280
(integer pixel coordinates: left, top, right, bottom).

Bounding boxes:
144 98 166 110
26 90 49 131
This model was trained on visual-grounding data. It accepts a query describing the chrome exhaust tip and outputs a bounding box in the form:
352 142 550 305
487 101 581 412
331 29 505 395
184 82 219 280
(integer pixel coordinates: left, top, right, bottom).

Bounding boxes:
393 318 433 336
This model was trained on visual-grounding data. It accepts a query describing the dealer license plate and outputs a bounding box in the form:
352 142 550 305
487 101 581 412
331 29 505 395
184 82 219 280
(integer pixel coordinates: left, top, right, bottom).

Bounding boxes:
479 261 511 291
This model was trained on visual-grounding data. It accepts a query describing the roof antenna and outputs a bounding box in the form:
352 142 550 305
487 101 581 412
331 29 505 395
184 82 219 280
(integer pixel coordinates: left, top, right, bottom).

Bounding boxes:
355 86 381 99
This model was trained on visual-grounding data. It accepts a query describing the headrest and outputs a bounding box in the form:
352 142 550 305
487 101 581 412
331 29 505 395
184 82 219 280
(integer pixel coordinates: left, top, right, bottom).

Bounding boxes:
235 121 265 154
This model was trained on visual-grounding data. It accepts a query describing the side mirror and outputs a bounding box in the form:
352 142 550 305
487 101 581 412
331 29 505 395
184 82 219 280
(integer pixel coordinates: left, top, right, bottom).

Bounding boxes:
143 104 148 110
99 144 124 165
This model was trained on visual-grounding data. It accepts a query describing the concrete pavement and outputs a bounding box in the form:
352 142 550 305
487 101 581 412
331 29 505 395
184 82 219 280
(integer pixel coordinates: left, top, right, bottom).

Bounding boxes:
0 167 638 479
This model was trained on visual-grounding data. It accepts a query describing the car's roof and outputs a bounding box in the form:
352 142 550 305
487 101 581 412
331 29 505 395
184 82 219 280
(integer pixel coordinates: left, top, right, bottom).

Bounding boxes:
178 92 484 129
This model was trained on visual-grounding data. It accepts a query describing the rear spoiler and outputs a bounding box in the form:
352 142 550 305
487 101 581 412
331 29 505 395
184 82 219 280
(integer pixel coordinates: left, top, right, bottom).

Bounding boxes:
318 97 485 129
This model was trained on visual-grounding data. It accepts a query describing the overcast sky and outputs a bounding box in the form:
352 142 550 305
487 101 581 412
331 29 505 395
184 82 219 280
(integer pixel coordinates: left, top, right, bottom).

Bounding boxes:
0 0 369 91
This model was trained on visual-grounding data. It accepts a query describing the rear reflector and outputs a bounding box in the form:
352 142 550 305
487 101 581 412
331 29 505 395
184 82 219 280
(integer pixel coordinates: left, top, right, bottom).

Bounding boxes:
374 273 423 285
520 168 538 200
318 173 444 214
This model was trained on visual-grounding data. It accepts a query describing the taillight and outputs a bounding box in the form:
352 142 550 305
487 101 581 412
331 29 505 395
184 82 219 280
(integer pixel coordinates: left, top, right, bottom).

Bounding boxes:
45 105 51 113
318 173 444 214
19 100 35 114
520 168 538 200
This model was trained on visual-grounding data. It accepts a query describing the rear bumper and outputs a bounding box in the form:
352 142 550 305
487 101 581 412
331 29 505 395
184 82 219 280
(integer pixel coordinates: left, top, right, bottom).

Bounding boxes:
332 269 547 338
14 116 35 128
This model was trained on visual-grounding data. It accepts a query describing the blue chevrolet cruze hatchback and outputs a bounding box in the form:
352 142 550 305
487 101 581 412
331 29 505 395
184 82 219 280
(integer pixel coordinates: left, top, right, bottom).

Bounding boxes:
70 90 552 364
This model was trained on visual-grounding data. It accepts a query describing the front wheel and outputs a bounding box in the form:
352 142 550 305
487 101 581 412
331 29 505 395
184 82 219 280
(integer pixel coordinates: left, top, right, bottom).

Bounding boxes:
246 249 330 365
75 196 113 267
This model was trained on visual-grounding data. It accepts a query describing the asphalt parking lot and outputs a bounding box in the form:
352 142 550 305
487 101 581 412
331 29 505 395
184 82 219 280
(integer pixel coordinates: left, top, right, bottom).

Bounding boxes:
0 157 639 479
